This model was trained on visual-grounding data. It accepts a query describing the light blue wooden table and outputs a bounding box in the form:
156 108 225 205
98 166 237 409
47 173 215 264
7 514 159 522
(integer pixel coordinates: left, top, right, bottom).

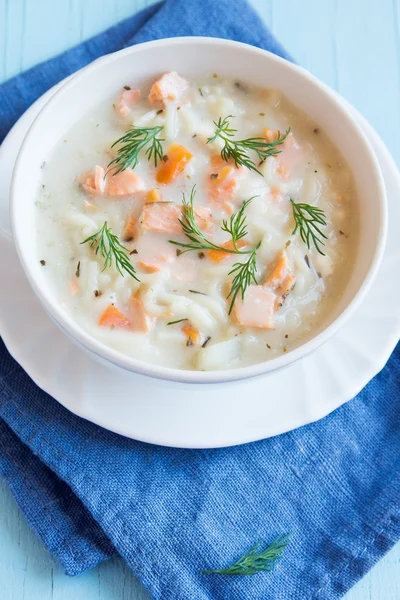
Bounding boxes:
1 1 399 598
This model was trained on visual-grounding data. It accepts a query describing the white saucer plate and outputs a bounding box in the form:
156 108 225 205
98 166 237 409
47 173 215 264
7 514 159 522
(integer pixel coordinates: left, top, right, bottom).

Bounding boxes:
0 80 399 449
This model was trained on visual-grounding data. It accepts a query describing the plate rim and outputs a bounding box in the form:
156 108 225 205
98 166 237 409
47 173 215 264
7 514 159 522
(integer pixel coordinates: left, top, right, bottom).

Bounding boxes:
0 78 399 448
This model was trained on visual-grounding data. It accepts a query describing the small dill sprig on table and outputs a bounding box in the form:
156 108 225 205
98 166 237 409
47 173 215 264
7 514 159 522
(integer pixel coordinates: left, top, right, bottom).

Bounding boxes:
203 534 290 576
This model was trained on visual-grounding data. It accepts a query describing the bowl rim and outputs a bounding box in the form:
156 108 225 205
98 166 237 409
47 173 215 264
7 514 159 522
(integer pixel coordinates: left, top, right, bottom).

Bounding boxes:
10 36 388 384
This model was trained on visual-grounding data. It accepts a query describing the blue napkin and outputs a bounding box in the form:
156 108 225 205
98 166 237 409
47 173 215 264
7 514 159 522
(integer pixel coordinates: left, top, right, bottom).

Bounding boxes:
1 1 400 599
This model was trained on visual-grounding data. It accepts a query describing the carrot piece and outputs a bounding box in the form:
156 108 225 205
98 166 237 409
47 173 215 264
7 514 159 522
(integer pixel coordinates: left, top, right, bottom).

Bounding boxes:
277 274 296 296
210 165 234 186
274 275 296 311
122 215 137 242
263 128 279 143
182 323 201 345
210 154 237 169
156 144 193 184
210 155 224 168
264 251 288 288
99 305 132 330
146 189 162 203
137 261 160 273
207 239 247 262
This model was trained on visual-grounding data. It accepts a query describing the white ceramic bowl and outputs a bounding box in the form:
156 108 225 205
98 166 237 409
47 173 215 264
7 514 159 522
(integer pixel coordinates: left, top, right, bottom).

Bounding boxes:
10 37 387 384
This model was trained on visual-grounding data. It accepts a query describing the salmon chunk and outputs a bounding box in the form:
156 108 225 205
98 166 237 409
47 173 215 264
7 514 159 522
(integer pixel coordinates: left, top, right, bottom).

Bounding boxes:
274 132 309 180
140 202 212 234
182 323 201 346
264 251 289 288
188 205 213 230
99 305 132 330
79 166 145 197
140 203 182 233
106 170 145 197
80 165 106 195
137 243 175 273
207 239 247 262
117 88 140 117
148 72 189 109
208 154 242 211
267 185 284 203
233 286 275 329
156 144 193 184
129 295 155 333
136 239 195 282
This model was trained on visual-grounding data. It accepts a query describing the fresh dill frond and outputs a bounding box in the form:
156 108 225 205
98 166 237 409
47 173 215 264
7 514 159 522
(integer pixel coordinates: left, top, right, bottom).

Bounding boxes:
169 186 260 312
81 222 140 281
169 186 225 254
290 199 328 255
207 115 289 176
221 197 256 249
169 186 256 257
227 244 260 315
203 534 290 576
107 125 164 175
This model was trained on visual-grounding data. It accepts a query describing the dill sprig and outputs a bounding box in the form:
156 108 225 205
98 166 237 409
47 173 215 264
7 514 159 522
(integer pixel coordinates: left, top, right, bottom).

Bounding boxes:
290 199 327 255
227 243 260 314
107 125 164 175
169 187 229 254
221 197 256 249
207 115 289 176
81 222 140 281
203 534 290 576
169 187 257 256
169 186 260 313
167 318 188 326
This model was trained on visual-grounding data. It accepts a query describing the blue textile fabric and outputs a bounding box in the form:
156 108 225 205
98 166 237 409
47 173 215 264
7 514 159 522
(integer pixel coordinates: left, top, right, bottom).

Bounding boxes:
0 1 399 599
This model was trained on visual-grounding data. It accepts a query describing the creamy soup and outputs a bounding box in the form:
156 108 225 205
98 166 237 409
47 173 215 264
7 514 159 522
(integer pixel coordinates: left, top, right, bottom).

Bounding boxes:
35 72 357 371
